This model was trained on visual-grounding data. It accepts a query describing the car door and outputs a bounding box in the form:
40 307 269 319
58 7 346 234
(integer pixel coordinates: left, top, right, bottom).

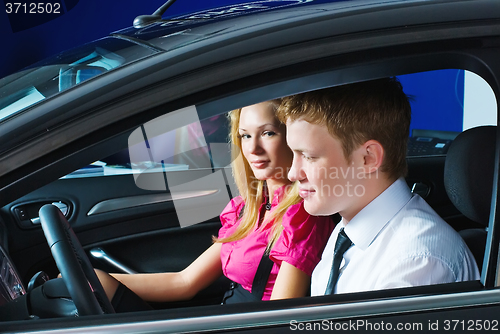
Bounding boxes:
1 0 500 332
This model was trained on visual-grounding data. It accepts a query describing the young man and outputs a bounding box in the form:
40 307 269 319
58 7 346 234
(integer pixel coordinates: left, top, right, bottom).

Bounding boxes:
277 78 479 296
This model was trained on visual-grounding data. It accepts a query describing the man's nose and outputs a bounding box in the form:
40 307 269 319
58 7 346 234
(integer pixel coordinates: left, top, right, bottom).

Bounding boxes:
288 158 302 182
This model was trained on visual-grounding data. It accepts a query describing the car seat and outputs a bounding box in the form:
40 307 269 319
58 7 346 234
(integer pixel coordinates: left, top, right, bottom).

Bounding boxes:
443 125 496 270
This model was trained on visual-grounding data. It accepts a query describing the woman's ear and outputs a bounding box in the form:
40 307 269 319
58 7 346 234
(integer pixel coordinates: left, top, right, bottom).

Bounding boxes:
362 140 384 174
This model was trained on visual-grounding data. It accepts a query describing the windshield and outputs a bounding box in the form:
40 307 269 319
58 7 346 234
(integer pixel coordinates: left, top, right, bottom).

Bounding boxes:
0 37 158 123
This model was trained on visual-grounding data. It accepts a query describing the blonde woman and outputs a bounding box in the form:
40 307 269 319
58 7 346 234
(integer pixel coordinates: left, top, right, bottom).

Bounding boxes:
97 101 335 309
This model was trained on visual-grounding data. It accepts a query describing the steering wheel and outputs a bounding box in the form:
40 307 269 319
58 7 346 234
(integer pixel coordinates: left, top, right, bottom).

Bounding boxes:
39 204 115 316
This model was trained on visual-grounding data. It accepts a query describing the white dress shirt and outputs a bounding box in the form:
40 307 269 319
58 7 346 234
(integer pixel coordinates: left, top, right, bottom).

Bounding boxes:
311 178 480 296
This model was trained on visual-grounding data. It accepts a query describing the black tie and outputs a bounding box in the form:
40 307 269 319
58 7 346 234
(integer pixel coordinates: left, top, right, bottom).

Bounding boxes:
325 228 353 295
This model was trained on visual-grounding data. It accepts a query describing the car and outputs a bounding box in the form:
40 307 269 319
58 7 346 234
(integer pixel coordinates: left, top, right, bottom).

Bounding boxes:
0 0 499 332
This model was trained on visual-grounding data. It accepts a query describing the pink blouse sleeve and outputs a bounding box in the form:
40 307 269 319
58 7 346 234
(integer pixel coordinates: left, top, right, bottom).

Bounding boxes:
270 201 336 276
218 196 245 239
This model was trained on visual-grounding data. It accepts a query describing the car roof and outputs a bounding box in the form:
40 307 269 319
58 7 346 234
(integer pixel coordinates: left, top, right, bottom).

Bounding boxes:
115 0 499 52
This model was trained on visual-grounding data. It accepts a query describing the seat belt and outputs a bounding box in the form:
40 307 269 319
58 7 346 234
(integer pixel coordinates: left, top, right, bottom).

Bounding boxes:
250 250 274 298
222 203 275 303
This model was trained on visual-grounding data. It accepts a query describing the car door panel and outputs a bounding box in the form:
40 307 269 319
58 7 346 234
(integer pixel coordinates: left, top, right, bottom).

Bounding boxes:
1 168 232 290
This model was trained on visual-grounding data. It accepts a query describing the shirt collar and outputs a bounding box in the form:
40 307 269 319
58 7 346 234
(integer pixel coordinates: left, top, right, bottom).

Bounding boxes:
343 178 413 250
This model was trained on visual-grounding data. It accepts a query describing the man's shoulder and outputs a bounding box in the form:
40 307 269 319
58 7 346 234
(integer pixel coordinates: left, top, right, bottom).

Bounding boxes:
388 195 478 271
397 194 450 229
385 194 468 252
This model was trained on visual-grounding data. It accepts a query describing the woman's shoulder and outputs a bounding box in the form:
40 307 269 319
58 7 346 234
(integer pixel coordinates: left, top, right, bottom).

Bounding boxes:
220 196 246 227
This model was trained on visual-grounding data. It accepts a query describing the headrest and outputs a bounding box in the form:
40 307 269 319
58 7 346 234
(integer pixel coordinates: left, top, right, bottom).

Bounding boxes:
444 126 496 226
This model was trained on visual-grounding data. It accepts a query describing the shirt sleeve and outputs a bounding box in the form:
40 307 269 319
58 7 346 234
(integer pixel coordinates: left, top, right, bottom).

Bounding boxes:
270 201 336 276
218 196 245 239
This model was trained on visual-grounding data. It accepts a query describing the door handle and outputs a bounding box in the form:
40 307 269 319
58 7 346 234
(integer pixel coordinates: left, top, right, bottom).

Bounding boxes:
13 201 71 229
30 202 69 224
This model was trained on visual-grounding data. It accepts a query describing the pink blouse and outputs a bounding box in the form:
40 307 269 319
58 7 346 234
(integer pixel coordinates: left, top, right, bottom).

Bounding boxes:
219 186 335 300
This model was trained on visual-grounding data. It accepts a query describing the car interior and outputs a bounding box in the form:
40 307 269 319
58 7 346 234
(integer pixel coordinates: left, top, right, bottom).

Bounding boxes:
0 65 497 321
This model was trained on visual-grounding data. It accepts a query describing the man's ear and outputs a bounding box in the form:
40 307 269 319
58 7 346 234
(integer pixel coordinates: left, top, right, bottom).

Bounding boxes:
362 140 384 174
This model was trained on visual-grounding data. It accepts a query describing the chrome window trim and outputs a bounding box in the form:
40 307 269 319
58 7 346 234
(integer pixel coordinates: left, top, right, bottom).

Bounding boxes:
22 288 500 334
87 190 219 216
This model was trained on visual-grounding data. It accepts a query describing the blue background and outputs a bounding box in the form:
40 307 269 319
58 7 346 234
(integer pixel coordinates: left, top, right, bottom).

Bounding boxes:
399 70 464 134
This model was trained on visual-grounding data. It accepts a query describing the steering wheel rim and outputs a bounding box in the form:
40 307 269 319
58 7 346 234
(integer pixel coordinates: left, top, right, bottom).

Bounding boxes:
39 204 115 316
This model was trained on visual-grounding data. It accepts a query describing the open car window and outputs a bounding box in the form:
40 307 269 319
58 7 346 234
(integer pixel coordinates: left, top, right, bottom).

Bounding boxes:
52 67 497 269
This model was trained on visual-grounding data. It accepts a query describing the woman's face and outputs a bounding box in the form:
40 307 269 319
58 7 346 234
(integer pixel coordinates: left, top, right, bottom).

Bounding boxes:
238 102 293 182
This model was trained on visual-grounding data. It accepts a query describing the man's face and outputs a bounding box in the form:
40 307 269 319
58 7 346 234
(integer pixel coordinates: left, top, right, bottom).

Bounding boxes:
286 118 366 218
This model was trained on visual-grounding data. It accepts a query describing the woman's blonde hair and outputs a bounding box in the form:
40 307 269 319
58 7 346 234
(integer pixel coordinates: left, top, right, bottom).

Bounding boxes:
216 100 302 251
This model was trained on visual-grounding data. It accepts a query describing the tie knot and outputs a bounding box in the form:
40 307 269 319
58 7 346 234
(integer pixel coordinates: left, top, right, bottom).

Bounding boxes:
335 228 353 255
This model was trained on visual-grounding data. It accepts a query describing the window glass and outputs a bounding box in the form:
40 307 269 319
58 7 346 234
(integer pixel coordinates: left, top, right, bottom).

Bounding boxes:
128 105 231 175
0 38 157 123
126 105 233 227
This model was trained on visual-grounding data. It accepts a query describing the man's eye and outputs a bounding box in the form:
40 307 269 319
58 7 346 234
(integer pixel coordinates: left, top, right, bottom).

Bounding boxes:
303 155 314 161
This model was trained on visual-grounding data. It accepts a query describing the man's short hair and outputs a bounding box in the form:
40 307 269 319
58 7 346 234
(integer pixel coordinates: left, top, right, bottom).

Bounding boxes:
277 78 411 180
